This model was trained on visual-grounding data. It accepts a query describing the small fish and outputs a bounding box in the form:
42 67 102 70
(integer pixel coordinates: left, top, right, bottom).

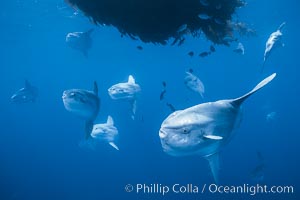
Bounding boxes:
66 28 94 57
177 24 188 33
199 0 209 6
210 45 216 52
198 14 211 20
266 111 277 122
160 90 167 101
166 103 176 112
250 152 265 183
11 80 38 103
199 51 210 57
160 81 167 101
233 42 245 55
108 75 141 119
178 38 185 46
62 82 100 139
184 71 205 98
136 45 143 50
188 51 194 57
91 115 119 151
189 68 193 73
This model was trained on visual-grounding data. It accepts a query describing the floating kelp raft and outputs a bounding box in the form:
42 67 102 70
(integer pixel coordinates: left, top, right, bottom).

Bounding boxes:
65 0 250 45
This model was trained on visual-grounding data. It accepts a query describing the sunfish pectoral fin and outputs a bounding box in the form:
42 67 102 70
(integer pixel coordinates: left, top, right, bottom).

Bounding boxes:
204 135 223 140
85 120 94 139
109 142 119 151
205 153 220 183
233 73 276 106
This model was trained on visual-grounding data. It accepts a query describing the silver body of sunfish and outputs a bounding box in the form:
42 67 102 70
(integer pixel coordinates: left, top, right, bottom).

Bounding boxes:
184 71 205 98
91 115 119 150
263 22 285 66
159 73 276 182
62 82 100 139
11 80 38 103
66 28 94 57
108 75 141 119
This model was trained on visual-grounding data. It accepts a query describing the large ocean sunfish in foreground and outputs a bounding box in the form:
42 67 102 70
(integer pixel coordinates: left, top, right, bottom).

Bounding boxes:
159 73 276 182
62 82 100 139
11 80 38 103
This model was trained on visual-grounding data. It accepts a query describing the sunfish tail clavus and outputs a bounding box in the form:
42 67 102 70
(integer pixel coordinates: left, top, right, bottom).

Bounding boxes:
159 73 276 183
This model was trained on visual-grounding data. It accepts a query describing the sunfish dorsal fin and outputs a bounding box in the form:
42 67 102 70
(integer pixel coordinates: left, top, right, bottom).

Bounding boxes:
25 80 31 88
86 28 94 36
107 115 114 125
109 142 119 151
205 153 220 183
128 75 135 84
93 81 98 95
233 73 276 106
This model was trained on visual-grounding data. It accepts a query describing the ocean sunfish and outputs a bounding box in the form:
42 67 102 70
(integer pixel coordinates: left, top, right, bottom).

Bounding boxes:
108 75 141 119
66 28 94 57
62 82 100 139
263 22 286 69
11 80 38 103
91 115 119 150
184 71 205 98
159 73 276 182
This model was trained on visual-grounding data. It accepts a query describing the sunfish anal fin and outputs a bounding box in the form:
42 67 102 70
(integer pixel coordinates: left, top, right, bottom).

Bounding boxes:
131 100 137 120
85 120 93 139
93 81 98 95
205 153 220 183
109 142 119 151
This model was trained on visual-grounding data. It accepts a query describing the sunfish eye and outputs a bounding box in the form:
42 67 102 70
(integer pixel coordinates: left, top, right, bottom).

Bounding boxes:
70 92 76 97
118 89 124 92
182 128 190 134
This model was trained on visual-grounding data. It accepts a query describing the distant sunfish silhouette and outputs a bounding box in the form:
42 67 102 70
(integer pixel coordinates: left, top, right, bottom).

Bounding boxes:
184 71 205 98
66 28 94 57
263 22 286 70
159 73 276 182
11 80 38 103
91 115 119 150
62 82 100 139
108 75 141 119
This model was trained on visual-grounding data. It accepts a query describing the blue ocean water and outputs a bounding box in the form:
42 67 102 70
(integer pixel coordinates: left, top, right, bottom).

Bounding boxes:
0 0 299 199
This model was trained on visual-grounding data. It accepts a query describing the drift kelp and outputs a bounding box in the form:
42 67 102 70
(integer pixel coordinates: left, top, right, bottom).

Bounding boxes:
65 0 248 45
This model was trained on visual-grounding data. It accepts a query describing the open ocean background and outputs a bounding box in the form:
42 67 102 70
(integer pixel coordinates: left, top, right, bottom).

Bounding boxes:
0 0 299 199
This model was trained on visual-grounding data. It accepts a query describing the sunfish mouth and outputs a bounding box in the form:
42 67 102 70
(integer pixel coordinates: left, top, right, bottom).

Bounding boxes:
159 129 168 139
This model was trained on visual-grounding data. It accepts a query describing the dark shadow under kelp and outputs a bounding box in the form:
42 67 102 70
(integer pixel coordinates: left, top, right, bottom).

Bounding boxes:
65 0 248 45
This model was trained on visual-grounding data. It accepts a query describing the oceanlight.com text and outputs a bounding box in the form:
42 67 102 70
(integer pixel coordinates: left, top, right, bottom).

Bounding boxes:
124 183 294 196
